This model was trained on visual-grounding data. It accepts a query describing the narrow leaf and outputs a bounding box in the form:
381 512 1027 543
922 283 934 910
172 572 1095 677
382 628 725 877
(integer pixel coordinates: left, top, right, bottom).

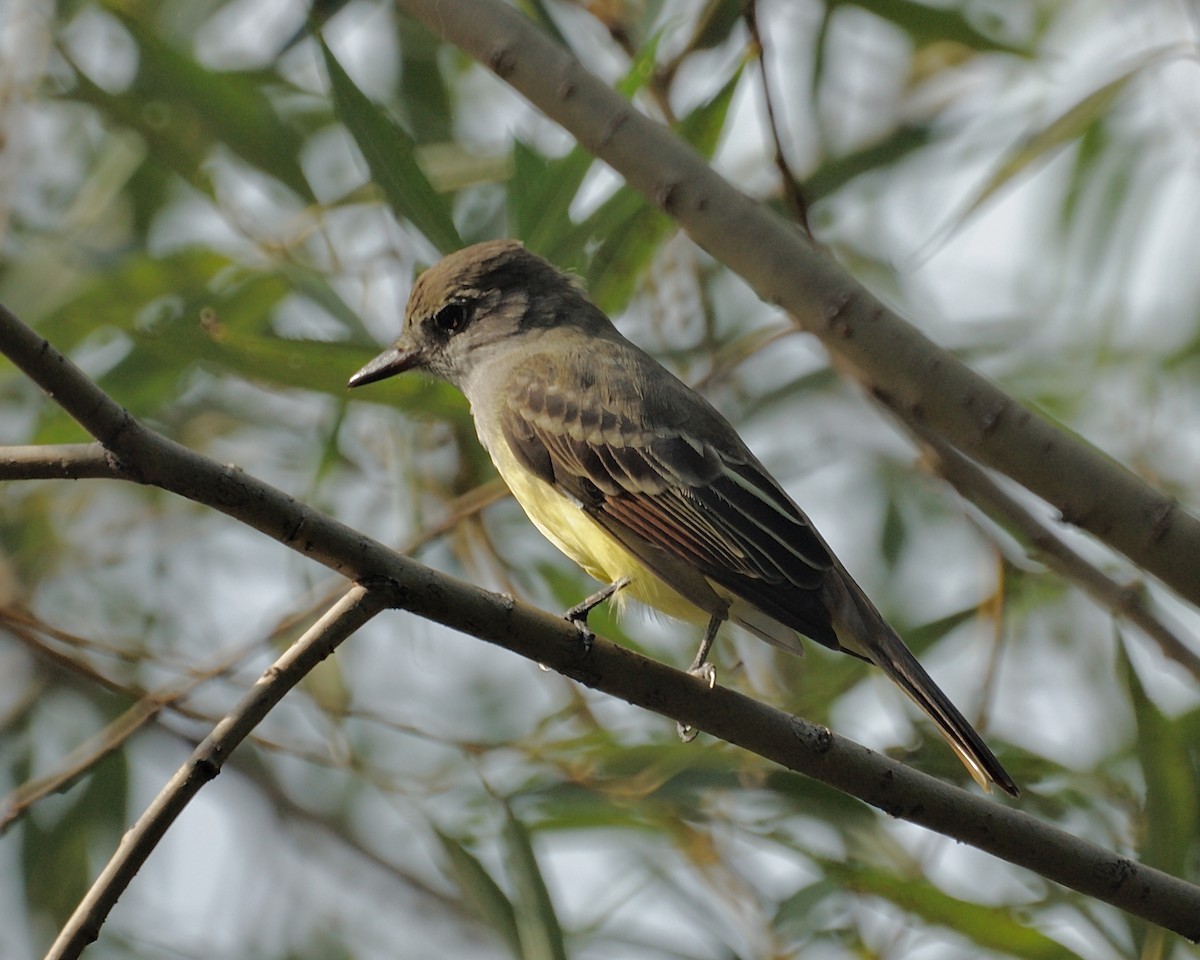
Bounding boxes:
960 46 1185 223
803 124 933 201
320 40 463 253
836 0 1028 55
512 34 662 261
1119 635 1197 881
580 64 744 312
820 858 1090 959
685 0 747 54
436 829 523 958
92 12 312 198
502 804 568 960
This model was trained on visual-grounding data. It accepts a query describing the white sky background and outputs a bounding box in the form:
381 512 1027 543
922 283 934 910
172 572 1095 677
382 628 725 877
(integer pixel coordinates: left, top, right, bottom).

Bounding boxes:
3 0 1200 957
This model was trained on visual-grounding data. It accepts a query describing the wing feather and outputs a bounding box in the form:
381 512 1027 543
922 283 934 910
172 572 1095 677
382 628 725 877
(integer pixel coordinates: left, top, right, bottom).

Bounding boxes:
499 355 839 647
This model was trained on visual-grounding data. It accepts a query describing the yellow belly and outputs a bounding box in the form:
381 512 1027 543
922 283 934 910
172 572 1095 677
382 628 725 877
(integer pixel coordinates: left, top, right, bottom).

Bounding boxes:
489 439 706 624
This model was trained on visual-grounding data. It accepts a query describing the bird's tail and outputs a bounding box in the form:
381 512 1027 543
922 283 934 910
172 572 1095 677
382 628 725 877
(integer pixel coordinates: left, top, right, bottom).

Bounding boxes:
825 573 1019 797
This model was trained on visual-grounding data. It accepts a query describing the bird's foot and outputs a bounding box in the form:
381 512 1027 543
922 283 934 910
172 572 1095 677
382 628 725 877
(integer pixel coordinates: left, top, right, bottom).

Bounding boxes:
675 663 717 741
688 662 717 688
684 614 722 679
676 616 722 740
562 576 631 655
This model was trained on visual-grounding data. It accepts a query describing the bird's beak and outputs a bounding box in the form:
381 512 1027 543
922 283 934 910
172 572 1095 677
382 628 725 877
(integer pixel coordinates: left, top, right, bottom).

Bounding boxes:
347 344 420 388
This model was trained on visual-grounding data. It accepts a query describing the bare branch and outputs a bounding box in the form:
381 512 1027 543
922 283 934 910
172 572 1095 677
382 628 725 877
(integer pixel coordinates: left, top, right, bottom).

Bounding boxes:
4 603 478 926
745 0 810 233
0 620 266 832
44 584 390 960
912 422 1200 680
0 443 125 480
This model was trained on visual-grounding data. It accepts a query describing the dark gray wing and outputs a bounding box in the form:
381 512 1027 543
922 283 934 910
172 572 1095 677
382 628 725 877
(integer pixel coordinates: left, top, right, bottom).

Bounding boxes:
499 351 840 649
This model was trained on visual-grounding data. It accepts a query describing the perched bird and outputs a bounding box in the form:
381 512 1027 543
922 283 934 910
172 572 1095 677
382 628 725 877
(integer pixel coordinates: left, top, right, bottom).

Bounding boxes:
349 240 1018 796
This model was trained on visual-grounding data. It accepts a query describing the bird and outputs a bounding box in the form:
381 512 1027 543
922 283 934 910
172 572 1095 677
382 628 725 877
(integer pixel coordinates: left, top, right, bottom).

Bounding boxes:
348 239 1018 797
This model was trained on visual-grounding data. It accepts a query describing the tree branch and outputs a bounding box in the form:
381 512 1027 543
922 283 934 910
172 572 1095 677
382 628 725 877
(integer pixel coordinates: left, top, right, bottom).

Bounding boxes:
0 615 269 832
44 584 390 960
745 0 810 233
910 419 1200 680
3 305 1200 940
388 0 1200 610
0 443 125 480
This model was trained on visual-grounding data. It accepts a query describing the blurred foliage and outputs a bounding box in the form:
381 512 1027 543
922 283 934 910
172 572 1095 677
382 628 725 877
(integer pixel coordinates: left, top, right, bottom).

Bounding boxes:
2 0 1199 958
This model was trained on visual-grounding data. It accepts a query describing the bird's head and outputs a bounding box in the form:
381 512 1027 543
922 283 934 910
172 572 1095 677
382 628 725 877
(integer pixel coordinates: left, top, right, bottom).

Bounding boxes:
348 240 594 392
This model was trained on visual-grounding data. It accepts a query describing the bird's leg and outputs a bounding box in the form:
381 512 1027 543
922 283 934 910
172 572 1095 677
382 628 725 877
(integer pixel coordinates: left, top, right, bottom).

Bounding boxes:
686 614 722 684
677 614 722 742
563 576 631 653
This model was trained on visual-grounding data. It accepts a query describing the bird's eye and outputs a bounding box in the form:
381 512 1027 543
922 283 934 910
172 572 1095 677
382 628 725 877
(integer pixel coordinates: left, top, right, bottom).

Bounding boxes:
432 303 468 333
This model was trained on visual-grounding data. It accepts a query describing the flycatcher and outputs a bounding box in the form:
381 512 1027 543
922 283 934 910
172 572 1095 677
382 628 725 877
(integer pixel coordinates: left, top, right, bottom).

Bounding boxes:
349 239 1017 797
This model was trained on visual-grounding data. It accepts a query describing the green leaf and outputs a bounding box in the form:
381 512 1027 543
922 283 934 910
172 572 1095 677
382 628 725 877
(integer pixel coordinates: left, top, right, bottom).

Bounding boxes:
1059 119 1137 275
674 64 742 157
513 0 570 49
774 878 843 939
510 140 590 263
579 63 745 313
819 858 1089 959
273 261 376 342
810 3 835 143
75 11 312 199
902 604 986 654
320 39 463 253
26 248 471 440
27 250 282 439
511 34 662 262
880 496 907 569
436 829 523 958
1060 118 1110 235
396 16 455 143
196 330 469 415
684 0 747 54
1118 635 1197 881
33 249 262 349
502 803 568 960
835 0 1028 55
22 749 128 931
959 45 1184 222
803 124 933 201
577 194 671 314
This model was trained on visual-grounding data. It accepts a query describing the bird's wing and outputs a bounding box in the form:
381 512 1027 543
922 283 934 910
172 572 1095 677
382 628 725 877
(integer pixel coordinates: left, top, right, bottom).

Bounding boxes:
498 353 840 648
497 351 1020 795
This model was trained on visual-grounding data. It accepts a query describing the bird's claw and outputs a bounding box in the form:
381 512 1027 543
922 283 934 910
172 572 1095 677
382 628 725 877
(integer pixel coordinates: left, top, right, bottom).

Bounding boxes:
676 721 699 742
566 613 595 655
675 662 717 741
561 577 630 657
688 662 717 689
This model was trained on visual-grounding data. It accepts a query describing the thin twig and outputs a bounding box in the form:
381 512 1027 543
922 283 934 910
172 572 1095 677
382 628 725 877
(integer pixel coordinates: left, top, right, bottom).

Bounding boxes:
45 584 390 960
0 625 267 832
910 418 1200 680
0 476 510 833
0 443 124 480
745 0 811 234
5 604 491 929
